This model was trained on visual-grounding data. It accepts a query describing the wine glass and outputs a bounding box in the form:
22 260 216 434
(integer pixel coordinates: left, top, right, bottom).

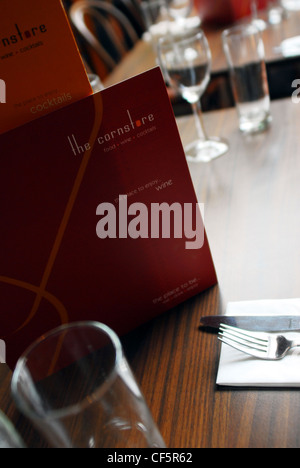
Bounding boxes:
166 0 193 26
251 0 267 30
158 30 229 163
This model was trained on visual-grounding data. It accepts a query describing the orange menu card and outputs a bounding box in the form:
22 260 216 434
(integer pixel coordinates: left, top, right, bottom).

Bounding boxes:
0 0 92 134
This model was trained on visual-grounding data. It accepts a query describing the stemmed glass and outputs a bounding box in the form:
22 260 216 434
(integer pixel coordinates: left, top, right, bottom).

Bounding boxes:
158 30 229 163
251 0 267 30
166 0 193 26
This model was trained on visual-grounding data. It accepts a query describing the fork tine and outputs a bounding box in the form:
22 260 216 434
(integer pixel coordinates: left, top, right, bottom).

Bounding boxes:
218 324 269 355
219 324 268 351
220 324 268 343
218 335 269 359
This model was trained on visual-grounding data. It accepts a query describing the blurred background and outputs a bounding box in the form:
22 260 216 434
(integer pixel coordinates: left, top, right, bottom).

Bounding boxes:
62 0 300 114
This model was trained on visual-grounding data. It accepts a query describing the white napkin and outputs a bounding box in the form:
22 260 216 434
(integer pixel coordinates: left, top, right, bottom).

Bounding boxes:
216 298 300 387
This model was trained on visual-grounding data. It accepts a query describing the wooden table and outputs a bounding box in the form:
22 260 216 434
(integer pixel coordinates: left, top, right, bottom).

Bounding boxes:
1 96 300 448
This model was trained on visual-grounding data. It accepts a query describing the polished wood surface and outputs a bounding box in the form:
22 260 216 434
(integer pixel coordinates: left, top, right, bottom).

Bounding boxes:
1 97 300 448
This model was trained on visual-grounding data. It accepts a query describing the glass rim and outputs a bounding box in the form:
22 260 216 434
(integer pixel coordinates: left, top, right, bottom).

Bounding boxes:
11 321 123 421
222 22 261 41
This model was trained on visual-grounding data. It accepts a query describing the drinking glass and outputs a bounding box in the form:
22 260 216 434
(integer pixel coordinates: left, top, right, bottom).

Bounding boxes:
141 0 171 52
11 321 166 448
251 0 267 31
267 0 285 24
222 23 272 134
166 0 193 26
158 30 229 163
0 410 25 448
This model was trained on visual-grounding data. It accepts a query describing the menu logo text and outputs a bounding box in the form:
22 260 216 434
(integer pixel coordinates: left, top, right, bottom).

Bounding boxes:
0 79 6 103
67 109 155 156
1 23 47 48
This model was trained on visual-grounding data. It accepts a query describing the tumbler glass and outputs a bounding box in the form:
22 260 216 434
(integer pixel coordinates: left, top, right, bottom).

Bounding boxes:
0 410 25 448
222 23 272 134
11 321 166 448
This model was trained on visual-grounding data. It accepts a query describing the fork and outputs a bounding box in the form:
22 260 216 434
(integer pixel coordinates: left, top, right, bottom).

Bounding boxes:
218 324 300 360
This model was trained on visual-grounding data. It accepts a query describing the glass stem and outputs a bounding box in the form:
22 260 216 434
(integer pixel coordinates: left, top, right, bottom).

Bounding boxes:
191 100 209 142
251 0 258 20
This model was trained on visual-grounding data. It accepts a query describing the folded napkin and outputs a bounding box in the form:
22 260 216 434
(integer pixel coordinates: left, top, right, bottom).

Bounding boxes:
216 298 300 387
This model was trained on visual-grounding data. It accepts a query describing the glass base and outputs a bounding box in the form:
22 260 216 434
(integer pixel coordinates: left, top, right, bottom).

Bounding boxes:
185 137 229 163
252 18 267 31
239 114 272 135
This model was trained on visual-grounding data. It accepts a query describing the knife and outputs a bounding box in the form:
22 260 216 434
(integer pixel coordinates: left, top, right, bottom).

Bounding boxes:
199 315 300 332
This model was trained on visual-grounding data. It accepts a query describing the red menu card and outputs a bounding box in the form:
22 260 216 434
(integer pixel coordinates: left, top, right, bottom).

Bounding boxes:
0 68 217 367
